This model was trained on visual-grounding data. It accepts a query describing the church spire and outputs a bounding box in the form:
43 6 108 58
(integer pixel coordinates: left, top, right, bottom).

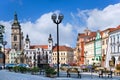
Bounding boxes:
48 34 53 41
25 34 30 41
14 12 18 22
12 12 20 29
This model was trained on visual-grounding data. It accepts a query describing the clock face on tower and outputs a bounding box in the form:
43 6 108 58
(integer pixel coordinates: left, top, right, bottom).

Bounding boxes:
14 30 17 32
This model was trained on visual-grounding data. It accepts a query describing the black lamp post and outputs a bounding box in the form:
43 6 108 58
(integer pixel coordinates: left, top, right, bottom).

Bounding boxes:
51 13 64 77
2 41 7 69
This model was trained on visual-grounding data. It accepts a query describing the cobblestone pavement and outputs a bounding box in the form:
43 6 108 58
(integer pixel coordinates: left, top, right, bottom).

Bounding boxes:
0 70 120 80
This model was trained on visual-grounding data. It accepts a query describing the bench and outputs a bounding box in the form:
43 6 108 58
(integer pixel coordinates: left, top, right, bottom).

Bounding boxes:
98 70 103 78
108 71 112 78
67 68 81 78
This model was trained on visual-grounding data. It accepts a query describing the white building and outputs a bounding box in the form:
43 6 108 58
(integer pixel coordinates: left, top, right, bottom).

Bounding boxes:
23 34 53 67
105 25 120 69
9 49 21 63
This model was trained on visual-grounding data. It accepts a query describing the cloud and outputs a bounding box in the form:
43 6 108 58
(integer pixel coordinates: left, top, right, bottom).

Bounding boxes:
75 3 120 31
0 11 75 48
1 3 120 49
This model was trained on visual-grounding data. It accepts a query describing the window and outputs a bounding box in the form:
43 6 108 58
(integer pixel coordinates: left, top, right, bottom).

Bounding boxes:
30 56 32 59
111 46 113 53
96 58 98 61
106 39 108 44
110 37 112 44
102 41 104 45
117 34 119 43
14 44 17 50
118 45 119 52
114 46 115 52
14 35 17 41
114 36 115 43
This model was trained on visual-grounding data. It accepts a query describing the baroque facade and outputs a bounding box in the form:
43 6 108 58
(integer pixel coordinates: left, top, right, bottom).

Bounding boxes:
23 34 53 67
76 28 96 66
84 33 96 65
9 13 53 67
76 27 114 67
105 25 120 69
94 30 102 66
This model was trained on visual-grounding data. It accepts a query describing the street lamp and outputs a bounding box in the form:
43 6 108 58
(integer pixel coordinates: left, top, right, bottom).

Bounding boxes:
51 13 64 77
2 41 7 69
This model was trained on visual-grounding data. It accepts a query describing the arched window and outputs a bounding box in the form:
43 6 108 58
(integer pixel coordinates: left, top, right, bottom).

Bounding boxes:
14 35 17 41
14 44 17 50
111 56 115 66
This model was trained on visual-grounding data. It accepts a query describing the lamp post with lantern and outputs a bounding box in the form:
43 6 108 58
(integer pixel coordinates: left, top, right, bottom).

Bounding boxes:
51 13 64 77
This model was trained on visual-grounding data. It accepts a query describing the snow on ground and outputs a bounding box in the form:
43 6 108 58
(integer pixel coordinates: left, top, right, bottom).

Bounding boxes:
0 70 120 80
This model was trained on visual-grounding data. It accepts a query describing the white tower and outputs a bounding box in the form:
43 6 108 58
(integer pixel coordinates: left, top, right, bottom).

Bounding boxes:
48 34 53 64
48 34 53 51
24 34 30 49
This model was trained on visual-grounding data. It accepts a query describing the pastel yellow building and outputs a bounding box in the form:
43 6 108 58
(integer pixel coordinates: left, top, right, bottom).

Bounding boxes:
52 45 73 65
85 37 96 65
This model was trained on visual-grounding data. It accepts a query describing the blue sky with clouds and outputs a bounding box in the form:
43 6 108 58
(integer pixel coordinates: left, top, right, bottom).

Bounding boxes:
0 0 120 48
0 0 119 21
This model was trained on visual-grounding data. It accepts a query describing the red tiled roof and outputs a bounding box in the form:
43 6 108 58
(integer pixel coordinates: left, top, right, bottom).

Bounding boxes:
53 45 73 52
102 28 115 32
110 25 120 32
30 45 48 49
78 32 96 39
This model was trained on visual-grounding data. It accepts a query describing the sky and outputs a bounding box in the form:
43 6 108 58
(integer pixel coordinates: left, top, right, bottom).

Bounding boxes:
0 0 120 48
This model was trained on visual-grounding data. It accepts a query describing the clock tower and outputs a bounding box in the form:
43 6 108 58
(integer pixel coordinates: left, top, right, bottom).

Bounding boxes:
11 12 23 51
